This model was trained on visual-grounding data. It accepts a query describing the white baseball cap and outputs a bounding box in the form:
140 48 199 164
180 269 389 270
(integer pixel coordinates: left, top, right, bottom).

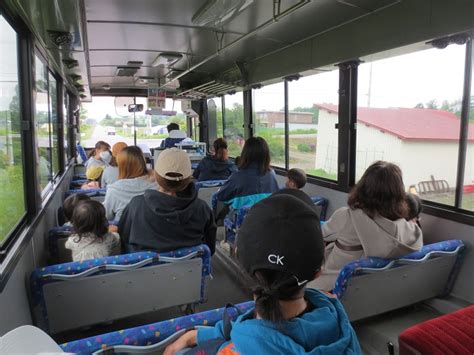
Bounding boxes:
154 148 192 181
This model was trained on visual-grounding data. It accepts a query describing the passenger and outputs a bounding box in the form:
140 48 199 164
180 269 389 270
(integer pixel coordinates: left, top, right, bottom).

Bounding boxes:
101 142 128 189
215 137 279 210
103 146 157 222
234 155 241 167
308 161 423 291
80 165 104 189
85 141 111 169
62 193 91 227
164 194 361 355
285 168 307 189
65 200 121 262
118 148 216 254
193 138 237 181
160 123 187 148
406 193 422 228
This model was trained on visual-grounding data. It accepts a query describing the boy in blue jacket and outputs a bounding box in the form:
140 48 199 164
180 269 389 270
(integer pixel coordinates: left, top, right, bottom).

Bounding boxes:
165 194 361 354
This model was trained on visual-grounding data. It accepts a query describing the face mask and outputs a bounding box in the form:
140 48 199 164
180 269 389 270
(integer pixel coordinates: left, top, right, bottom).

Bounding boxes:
99 150 111 163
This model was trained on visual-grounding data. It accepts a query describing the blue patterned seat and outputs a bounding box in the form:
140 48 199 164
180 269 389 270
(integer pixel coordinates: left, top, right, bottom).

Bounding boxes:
224 195 328 247
64 188 106 198
69 179 89 188
60 301 254 354
31 245 212 333
76 144 88 164
195 179 228 190
331 239 465 321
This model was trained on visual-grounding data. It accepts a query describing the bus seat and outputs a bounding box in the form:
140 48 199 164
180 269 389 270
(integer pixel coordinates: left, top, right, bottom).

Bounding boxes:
49 221 122 263
196 180 227 208
30 245 212 334
224 195 328 248
60 301 255 354
73 164 87 175
76 144 88 164
69 178 88 188
333 239 465 321
398 305 474 355
64 188 107 202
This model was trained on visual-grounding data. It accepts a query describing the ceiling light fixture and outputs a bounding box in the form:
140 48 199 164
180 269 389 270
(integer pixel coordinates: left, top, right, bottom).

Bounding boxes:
192 0 254 27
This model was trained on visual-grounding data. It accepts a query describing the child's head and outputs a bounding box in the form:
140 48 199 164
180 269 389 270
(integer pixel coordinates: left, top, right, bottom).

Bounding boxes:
237 194 324 322
86 165 104 181
90 140 111 160
72 200 108 238
285 168 307 189
155 148 192 194
63 193 91 222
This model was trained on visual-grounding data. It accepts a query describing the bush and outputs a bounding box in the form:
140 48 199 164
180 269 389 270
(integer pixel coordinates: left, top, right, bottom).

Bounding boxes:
297 143 311 153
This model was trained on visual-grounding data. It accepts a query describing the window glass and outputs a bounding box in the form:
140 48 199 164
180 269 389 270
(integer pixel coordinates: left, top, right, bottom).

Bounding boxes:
223 92 244 157
288 70 339 180
0 16 26 244
462 46 474 211
357 44 466 206
63 89 69 162
253 82 285 168
210 97 223 138
48 73 59 176
35 56 52 190
81 96 186 149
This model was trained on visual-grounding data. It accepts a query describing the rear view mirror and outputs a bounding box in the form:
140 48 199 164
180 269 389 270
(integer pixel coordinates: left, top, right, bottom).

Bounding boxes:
128 104 144 112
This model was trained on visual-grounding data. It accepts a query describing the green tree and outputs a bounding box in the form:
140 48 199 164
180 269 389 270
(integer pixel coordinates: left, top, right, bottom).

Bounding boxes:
425 99 438 109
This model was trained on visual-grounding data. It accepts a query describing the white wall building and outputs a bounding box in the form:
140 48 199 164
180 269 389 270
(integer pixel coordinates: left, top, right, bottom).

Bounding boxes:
315 104 474 191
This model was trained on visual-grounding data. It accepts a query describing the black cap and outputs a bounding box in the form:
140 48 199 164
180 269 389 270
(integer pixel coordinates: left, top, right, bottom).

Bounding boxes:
237 194 324 287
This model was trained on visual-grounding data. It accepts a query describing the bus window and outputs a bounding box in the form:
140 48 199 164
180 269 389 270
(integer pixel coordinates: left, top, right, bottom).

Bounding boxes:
0 15 26 244
48 73 59 177
462 47 474 211
223 92 244 157
253 82 285 169
357 44 467 207
35 56 52 190
289 70 339 180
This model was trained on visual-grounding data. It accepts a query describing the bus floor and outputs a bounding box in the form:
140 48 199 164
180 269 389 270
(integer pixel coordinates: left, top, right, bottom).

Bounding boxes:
354 303 442 354
53 227 252 344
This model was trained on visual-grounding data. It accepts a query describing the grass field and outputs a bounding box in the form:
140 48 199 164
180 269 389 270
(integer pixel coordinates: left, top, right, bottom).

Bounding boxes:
0 165 25 244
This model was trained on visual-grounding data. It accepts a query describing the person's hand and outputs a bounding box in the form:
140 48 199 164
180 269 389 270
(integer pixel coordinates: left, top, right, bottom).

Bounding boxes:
164 330 197 355
108 225 118 233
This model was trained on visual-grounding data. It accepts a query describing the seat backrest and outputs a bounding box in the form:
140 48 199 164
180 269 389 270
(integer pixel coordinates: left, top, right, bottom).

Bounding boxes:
64 188 106 199
162 137 185 148
334 240 465 321
60 301 255 354
76 144 88 163
196 180 228 208
30 245 212 334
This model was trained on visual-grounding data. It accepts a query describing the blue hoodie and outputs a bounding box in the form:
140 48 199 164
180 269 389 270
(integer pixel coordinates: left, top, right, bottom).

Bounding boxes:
216 163 279 209
196 289 361 354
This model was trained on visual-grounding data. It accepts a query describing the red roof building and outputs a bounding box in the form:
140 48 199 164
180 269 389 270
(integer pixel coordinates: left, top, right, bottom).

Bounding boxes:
315 103 474 142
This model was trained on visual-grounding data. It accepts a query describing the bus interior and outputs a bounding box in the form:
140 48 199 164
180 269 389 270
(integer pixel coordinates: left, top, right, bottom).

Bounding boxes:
0 0 473 353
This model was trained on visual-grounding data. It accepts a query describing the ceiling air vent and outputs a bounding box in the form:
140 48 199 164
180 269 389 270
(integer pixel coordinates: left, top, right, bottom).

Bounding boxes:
116 66 140 77
47 30 73 47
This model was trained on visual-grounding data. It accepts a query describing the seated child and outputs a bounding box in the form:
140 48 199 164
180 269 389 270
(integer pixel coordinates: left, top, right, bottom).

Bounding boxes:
62 193 91 227
81 165 104 190
406 193 422 228
65 200 121 262
164 194 361 354
285 168 307 189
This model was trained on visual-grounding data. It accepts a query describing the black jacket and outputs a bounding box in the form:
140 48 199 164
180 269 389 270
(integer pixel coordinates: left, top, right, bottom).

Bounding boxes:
192 156 238 181
118 182 216 254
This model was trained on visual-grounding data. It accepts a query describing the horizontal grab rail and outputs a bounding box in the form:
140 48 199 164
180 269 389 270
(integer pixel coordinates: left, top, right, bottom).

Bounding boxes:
42 251 201 281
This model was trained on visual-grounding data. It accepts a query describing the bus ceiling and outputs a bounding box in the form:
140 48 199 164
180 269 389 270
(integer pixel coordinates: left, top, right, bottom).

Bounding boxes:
4 0 473 101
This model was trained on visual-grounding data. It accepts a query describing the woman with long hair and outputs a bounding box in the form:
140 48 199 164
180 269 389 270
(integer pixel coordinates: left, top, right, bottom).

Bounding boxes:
103 146 157 221
308 161 423 291
193 138 237 181
215 136 279 210
101 142 128 189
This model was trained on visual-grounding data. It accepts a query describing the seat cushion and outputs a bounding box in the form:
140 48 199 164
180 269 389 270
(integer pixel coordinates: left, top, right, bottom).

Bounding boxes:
399 305 474 355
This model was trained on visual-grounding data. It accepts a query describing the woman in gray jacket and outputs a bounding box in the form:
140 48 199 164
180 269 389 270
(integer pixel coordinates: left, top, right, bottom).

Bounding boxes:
309 161 423 291
103 146 157 222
